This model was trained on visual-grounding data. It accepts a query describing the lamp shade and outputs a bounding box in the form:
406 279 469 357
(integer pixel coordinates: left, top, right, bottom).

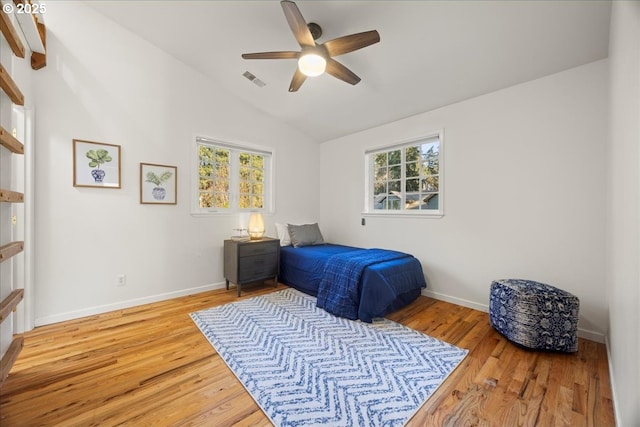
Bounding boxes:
298 53 326 77
248 213 265 240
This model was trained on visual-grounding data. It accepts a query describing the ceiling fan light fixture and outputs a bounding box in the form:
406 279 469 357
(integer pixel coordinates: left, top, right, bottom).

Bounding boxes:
298 53 326 77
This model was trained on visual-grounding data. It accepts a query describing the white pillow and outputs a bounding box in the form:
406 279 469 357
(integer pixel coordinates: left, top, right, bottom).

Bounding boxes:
275 223 291 246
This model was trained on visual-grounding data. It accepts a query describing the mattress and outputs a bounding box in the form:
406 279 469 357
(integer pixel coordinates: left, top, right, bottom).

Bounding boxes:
279 244 426 322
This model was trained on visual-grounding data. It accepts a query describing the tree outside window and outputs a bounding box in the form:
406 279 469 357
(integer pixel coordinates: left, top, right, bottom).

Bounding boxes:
368 133 442 216
195 138 272 214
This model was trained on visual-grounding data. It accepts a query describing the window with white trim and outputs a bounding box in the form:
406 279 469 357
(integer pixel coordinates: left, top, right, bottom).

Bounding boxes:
365 133 443 216
194 136 272 214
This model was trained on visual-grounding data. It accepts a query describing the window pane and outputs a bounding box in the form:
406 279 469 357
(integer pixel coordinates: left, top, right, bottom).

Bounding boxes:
199 192 213 208
239 181 250 193
252 155 264 168
374 153 387 167
420 194 438 210
240 166 250 180
199 146 214 177
374 182 386 196
198 165 212 178
239 194 250 208
199 178 213 191
406 178 419 192
421 142 439 174
406 162 419 177
389 165 401 179
252 195 263 209
216 179 229 193
422 176 439 192
375 166 387 181
406 194 420 210
388 181 401 192
239 152 250 165
374 194 400 210
215 163 229 178
388 149 401 165
405 146 420 162
215 193 229 208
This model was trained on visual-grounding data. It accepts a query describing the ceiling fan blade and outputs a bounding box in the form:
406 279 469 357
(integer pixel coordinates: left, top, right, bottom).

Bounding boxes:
323 30 380 57
288 68 307 92
281 0 316 48
325 58 361 85
242 51 300 60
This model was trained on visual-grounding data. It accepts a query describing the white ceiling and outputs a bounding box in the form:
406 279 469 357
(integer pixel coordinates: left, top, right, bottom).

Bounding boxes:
87 1 611 143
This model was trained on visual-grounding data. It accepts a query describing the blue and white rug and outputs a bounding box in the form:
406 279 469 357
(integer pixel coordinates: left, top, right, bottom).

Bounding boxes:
190 288 467 427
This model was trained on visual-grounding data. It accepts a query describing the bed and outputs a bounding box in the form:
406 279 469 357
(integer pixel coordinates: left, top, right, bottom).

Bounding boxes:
278 240 427 323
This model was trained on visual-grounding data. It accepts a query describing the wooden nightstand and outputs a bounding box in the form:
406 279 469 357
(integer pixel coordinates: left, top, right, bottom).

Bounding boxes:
224 237 280 296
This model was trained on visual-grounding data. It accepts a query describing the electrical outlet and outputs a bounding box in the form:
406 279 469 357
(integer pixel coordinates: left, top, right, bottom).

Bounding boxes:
116 274 126 287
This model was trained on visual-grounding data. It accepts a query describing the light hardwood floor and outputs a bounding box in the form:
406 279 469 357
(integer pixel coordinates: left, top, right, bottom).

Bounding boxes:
0 283 614 426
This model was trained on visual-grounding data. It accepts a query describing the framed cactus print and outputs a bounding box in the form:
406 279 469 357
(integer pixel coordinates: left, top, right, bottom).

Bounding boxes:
140 163 177 205
73 139 121 188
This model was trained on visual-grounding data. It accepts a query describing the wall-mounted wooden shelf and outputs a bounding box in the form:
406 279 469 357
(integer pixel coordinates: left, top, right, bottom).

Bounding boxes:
0 6 26 58
0 241 24 263
0 189 24 203
0 336 23 385
0 289 24 323
0 289 24 385
31 19 46 70
0 63 25 106
0 126 24 154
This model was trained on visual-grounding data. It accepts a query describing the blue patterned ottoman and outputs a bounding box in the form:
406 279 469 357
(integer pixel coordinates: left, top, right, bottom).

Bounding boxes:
489 279 579 352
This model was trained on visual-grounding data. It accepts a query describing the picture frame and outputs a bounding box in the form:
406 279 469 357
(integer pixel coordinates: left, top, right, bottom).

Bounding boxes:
73 139 121 188
140 163 177 205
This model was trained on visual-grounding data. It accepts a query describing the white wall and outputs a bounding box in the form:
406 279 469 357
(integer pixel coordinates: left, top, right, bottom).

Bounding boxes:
319 60 609 340
32 3 319 325
606 2 640 426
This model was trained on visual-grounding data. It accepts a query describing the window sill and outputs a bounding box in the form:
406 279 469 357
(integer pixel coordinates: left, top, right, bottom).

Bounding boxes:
361 211 444 219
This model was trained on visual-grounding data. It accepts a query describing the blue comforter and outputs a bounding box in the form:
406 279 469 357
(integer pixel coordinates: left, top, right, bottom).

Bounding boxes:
316 249 412 320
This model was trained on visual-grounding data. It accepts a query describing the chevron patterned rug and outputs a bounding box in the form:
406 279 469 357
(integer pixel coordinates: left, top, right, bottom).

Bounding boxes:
190 288 467 427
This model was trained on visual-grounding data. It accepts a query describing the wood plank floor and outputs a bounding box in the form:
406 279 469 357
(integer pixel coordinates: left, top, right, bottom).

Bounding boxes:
0 283 614 426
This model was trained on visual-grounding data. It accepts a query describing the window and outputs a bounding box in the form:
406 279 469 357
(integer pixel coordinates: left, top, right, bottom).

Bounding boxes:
194 136 272 214
365 132 443 217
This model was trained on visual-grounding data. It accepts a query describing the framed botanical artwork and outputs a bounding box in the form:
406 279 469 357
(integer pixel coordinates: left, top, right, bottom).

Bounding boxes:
73 139 121 188
140 163 177 205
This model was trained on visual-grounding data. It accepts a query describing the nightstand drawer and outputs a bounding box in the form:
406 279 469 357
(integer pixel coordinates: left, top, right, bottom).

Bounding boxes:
239 242 278 257
238 253 278 281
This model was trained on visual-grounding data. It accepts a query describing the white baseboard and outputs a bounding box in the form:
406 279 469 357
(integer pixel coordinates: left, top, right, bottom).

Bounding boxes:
34 282 227 327
605 335 620 426
577 327 606 344
422 289 489 312
422 289 606 343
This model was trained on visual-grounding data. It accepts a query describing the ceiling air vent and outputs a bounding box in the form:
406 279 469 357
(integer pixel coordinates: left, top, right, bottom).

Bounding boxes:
242 71 266 88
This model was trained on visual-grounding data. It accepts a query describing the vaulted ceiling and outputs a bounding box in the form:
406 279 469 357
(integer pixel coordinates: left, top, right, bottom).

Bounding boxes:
88 1 611 143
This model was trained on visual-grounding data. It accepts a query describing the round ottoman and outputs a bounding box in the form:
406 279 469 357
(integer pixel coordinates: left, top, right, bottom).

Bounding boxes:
489 279 579 352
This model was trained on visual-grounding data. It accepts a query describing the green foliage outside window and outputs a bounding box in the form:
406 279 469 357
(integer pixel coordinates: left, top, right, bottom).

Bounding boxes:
372 138 440 211
197 142 268 211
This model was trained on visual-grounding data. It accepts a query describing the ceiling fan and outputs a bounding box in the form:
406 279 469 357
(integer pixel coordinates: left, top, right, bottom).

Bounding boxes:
241 0 380 92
